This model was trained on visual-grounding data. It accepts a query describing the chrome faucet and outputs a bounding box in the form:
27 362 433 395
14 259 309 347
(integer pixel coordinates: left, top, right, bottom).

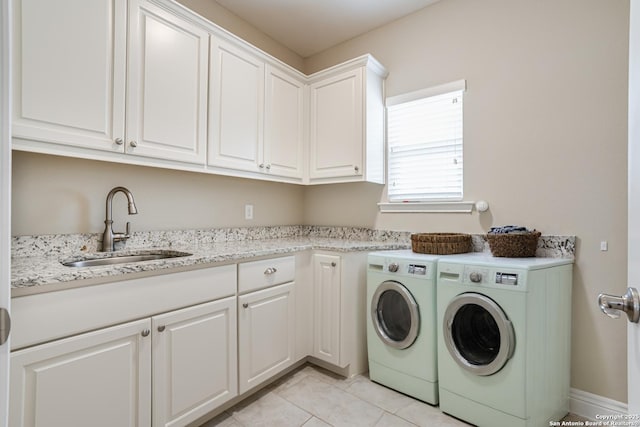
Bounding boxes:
101 186 138 252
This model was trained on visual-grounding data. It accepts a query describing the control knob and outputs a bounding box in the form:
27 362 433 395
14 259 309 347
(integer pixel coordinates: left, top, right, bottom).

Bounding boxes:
469 272 482 283
388 262 399 273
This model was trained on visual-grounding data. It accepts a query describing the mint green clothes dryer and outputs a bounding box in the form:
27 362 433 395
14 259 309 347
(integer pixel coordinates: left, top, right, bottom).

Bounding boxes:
436 254 574 427
367 250 440 405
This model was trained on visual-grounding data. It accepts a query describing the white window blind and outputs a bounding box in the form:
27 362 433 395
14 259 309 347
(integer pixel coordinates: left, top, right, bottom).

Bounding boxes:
386 80 465 202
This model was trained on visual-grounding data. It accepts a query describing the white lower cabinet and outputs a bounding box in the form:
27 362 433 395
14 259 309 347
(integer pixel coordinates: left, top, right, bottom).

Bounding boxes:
238 282 295 394
10 318 153 427
311 252 368 377
312 253 341 365
238 257 296 394
9 265 238 427
9 252 367 426
152 297 237 427
9 299 237 427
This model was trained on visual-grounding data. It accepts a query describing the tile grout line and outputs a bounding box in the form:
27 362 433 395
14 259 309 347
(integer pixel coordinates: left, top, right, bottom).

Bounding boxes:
273 369 339 426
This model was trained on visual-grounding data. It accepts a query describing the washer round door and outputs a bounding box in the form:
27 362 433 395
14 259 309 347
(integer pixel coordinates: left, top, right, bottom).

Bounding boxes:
371 280 420 349
443 293 515 376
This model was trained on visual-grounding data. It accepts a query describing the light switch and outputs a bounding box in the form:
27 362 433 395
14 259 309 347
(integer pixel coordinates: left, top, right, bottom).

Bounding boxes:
245 204 254 220
600 241 608 251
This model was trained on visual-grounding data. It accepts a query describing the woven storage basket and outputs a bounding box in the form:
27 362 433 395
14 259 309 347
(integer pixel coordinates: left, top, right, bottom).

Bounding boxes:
487 231 541 257
411 233 472 255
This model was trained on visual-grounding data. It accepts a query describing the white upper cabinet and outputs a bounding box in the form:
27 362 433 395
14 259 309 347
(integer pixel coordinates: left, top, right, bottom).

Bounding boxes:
264 65 305 180
11 0 385 184
126 0 209 164
208 39 305 182
12 0 209 164
308 56 387 184
208 38 265 173
12 0 127 152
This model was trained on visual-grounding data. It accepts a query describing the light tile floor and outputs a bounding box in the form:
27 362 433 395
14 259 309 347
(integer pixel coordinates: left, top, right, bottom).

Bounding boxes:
200 363 589 427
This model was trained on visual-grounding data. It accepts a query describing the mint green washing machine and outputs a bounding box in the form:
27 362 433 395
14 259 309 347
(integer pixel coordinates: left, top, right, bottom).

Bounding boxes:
367 250 440 404
437 253 574 427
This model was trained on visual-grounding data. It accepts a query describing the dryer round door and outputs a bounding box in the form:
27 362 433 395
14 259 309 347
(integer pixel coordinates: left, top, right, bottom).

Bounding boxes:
371 280 420 349
443 293 515 376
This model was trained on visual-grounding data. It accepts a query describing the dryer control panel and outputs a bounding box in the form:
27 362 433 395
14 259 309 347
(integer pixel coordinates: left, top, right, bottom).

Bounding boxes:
495 272 518 285
463 266 490 284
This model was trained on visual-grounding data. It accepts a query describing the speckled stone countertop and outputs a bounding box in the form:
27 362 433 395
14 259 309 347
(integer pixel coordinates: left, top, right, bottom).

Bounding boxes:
11 226 576 297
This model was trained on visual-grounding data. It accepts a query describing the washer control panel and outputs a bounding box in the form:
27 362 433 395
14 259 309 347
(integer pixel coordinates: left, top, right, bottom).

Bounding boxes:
437 260 530 290
408 264 427 275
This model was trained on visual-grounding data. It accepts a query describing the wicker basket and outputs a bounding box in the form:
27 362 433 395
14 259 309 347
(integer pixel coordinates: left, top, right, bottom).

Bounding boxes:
411 233 472 255
486 231 541 257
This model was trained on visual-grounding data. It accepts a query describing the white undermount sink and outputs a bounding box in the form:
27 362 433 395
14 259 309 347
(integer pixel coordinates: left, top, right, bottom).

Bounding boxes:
61 250 192 267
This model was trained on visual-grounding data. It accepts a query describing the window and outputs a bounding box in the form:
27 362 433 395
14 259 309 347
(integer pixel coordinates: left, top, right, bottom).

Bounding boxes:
386 80 465 203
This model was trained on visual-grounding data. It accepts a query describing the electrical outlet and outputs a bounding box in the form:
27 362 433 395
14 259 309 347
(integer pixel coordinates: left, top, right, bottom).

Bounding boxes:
600 241 608 251
245 204 254 220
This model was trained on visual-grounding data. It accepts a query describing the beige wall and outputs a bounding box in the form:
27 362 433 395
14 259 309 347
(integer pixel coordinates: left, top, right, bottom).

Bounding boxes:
176 0 304 72
304 0 630 402
10 0 630 404
11 151 304 235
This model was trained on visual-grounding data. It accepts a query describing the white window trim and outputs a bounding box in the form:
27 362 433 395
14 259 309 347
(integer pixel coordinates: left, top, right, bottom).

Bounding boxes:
382 79 468 213
386 79 466 107
377 201 475 213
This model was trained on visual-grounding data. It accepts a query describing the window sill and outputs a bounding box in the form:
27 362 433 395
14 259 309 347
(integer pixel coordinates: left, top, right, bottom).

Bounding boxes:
378 201 476 213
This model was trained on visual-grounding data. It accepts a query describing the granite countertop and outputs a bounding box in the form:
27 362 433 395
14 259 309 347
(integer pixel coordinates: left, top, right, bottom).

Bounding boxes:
11 233 411 297
11 225 576 297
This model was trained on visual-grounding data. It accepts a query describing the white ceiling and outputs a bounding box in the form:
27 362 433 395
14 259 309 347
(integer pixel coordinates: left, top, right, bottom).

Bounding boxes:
214 0 440 58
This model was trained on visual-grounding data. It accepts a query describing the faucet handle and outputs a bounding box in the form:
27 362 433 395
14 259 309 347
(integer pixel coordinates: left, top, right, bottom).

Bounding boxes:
125 222 132 237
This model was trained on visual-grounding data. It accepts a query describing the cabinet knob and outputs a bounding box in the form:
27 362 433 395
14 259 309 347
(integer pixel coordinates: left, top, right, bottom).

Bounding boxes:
129 140 138 148
157 325 165 332
141 329 150 337
242 303 249 308
264 267 277 275
354 166 360 173
331 262 337 267
266 164 271 170
114 138 124 145
259 164 265 169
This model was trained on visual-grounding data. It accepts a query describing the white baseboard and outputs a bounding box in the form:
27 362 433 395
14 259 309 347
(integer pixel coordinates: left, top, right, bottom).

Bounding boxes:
570 388 628 420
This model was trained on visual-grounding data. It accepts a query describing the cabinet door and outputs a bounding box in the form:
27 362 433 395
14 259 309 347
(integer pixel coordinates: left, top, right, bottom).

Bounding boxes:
238 282 294 394
209 38 264 172
309 68 364 180
9 318 151 427
264 65 304 179
12 0 127 152
152 297 237 427
126 0 209 164
313 254 341 365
